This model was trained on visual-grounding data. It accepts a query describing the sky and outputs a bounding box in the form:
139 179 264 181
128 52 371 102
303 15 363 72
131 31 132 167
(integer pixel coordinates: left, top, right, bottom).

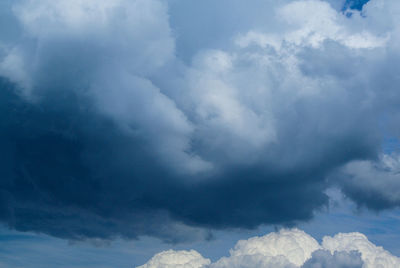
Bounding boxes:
1 0 400 267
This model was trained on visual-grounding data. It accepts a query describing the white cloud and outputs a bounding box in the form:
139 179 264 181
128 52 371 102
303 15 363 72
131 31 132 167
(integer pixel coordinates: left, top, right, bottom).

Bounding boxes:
323 232 400 268
137 250 211 268
210 229 319 268
236 0 388 51
138 229 400 268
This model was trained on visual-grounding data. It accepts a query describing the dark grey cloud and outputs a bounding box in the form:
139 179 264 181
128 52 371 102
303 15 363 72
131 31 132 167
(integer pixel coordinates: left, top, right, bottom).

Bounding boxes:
330 153 400 210
0 0 398 242
0 77 328 240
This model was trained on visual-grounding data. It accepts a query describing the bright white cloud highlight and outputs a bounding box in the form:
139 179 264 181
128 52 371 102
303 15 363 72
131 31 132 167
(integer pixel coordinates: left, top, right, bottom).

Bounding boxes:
236 0 388 50
212 229 319 267
323 232 400 268
138 229 400 268
137 250 211 268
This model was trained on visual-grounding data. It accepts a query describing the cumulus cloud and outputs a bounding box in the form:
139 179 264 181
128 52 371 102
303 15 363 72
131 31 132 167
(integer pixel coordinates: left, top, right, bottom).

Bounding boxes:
210 229 319 268
1 0 400 242
138 229 399 268
137 250 211 268
323 232 400 268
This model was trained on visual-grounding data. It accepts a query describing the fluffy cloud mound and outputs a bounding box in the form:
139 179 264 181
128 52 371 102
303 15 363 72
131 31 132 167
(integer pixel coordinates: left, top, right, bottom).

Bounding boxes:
323 232 400 268
137 250 211 268
139 229 399 268
211 229 319 267
1 0 400 242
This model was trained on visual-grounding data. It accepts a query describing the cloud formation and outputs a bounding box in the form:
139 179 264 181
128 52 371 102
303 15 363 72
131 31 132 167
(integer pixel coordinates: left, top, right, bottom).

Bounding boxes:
138 250 211 268
1 0 400 242
332 153 400 209
138 229 400 268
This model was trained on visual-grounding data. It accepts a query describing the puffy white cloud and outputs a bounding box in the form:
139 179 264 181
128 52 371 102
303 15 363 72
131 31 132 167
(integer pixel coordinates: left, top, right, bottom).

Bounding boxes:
323 232 400 268
137 250 211 268
212 229 319 267
138 229 400 268
236 0 388 51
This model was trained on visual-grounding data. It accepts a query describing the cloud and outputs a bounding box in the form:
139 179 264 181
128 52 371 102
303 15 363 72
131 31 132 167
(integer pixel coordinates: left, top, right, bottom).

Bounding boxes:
333 153 400 209
210 229 319 268
323 232 400 268
138 229 399 268
137 250 211 268
302 250 363 268
1 0 400 242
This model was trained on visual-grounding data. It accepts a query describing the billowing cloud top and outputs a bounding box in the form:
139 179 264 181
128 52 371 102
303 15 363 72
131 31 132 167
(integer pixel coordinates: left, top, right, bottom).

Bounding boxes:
138 229 400 268
138 250 211 268
1 0 400 242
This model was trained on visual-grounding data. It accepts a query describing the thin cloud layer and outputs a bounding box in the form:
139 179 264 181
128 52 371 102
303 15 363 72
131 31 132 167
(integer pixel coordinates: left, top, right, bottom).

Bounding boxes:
138 229 400 268
0 0 400 242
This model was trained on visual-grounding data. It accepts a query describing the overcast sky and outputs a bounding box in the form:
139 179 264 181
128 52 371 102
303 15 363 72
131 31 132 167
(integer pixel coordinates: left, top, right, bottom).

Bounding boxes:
1 0 400 267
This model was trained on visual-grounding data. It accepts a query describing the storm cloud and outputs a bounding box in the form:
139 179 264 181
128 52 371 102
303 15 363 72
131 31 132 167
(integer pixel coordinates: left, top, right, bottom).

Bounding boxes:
1 0 400 242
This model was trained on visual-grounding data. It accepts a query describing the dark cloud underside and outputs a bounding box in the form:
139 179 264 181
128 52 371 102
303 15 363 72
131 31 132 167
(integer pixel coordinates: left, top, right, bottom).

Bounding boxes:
1 0 400 243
